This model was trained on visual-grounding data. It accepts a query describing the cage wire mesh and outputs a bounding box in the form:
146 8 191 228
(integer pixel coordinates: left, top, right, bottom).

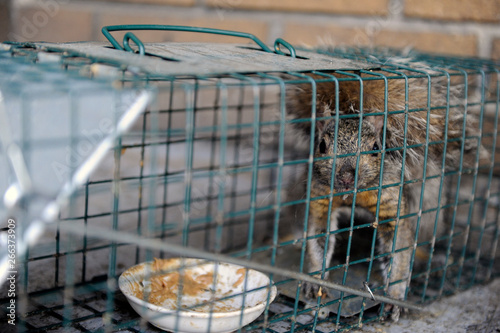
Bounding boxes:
0 26 499 332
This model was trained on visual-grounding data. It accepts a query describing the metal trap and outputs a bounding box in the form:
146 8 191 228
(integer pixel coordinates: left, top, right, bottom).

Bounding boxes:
0 25 499 332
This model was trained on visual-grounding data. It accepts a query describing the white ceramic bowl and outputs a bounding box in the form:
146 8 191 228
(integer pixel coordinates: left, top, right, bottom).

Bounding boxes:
119 258 277 333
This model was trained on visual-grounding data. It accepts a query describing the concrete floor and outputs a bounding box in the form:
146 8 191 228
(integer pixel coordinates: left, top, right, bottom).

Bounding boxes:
355 278 500 333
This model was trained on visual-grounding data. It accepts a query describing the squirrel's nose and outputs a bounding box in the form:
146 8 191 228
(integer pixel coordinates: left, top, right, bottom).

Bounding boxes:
339 173 354 186
336 164 356 190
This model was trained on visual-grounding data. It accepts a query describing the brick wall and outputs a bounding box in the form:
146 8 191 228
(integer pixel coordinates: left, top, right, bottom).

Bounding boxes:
0 0 10 41
2 0 500 59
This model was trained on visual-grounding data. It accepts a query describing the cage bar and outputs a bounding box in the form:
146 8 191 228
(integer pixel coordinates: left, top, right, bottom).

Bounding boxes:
0 32 499 332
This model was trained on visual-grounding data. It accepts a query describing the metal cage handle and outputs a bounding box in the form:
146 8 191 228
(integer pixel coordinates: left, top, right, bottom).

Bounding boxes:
101 24 296 57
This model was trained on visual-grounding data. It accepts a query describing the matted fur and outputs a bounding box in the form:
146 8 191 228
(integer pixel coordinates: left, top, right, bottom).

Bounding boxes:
283 58 491 321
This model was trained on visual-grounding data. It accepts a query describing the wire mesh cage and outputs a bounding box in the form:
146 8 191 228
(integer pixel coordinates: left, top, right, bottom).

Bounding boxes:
0 25 499 332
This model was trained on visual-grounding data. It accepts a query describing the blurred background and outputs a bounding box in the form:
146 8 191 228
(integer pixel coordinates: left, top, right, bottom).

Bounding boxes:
0 0 499 59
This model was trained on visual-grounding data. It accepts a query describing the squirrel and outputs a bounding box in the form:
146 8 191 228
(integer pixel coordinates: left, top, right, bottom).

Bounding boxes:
285 68 490 321
304 115 412 322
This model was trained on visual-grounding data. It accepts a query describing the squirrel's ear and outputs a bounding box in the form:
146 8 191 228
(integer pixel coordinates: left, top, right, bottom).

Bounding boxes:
315 120 325 133
320 104 334 118
366 115 384 135
314 104 333 133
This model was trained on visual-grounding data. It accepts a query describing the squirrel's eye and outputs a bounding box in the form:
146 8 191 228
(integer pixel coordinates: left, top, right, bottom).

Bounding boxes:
372 143 379 156
319 140 327 154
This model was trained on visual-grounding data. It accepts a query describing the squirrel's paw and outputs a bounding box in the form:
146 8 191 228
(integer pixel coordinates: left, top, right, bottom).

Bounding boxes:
384 303 408 322
302 281 329 299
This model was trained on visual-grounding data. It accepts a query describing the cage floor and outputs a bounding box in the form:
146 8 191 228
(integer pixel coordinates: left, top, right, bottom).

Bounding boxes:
1 242 497 333
354 278 500 333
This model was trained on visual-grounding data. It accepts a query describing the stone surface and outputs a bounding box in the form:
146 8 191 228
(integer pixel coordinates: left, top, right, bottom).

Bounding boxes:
356 278 500 333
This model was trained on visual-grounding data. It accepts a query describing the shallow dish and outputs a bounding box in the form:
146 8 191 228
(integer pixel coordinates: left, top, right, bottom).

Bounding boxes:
119 258 277 333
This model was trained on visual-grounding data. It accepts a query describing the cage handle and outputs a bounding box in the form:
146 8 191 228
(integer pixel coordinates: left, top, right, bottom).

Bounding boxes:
101 24 296 57
274 38 296 58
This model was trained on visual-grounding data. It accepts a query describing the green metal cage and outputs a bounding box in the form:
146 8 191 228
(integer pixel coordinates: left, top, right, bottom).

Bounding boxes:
0 25 499 332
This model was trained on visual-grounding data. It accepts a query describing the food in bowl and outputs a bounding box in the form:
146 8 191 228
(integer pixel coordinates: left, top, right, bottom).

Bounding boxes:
119 258 277 333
